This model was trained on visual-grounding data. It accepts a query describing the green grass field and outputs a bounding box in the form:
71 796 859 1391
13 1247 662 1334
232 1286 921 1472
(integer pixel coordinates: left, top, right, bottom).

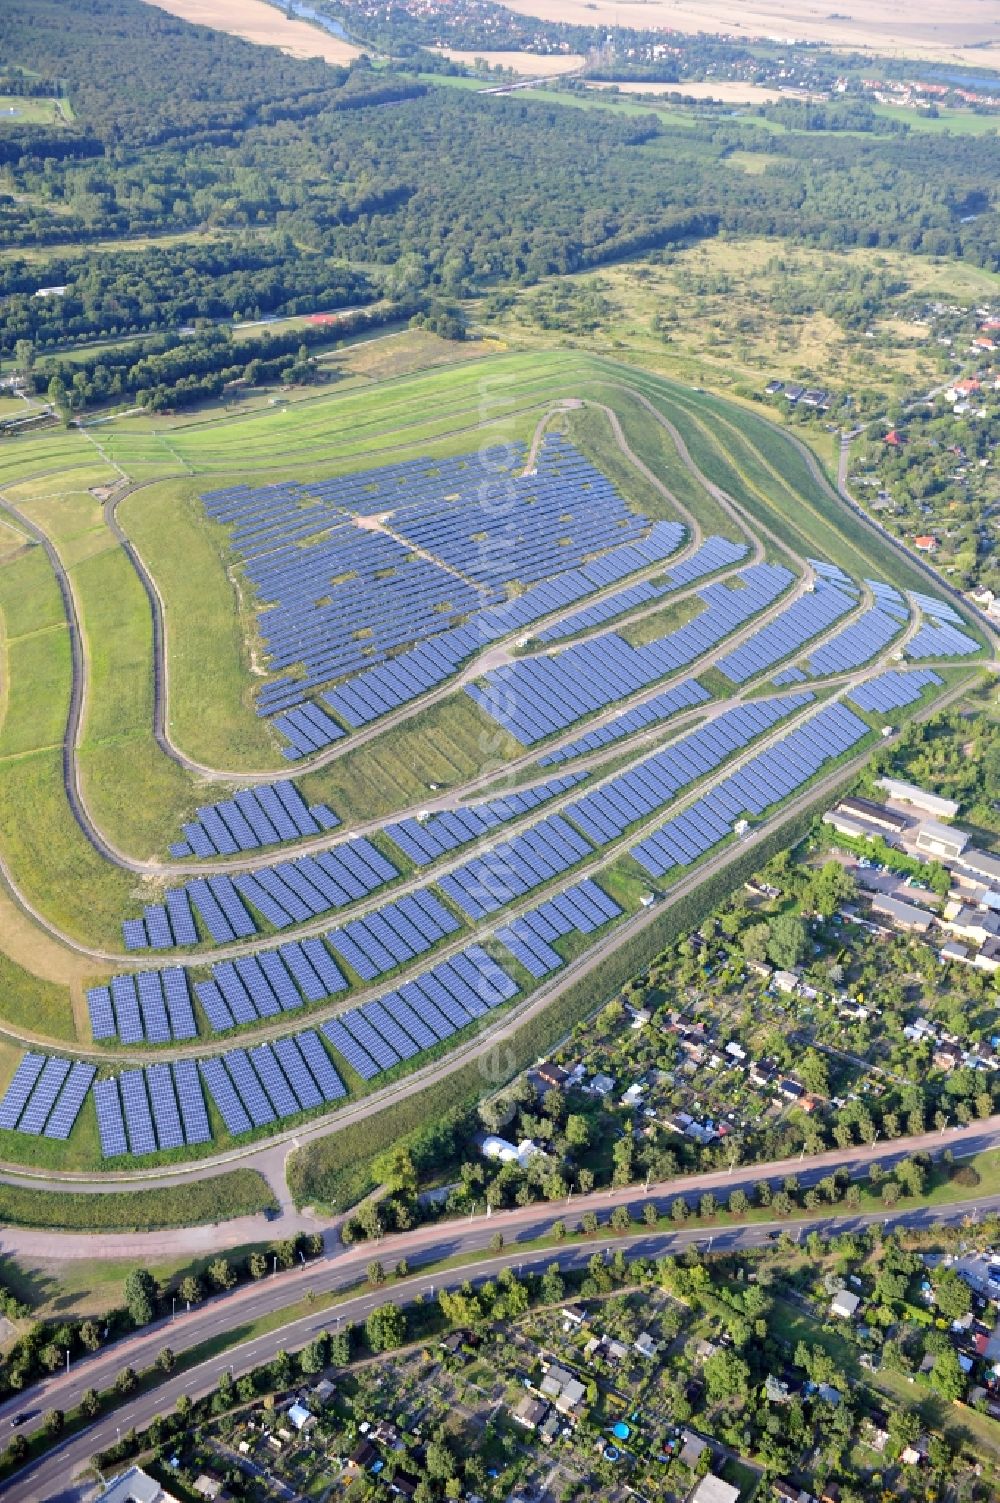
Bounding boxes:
0 95 68 126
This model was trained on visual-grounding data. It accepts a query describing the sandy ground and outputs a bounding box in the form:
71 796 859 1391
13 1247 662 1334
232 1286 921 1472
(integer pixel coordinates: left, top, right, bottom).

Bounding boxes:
588 78 788 101
501 0 1000 69
433 46 585 74
142 0 361 64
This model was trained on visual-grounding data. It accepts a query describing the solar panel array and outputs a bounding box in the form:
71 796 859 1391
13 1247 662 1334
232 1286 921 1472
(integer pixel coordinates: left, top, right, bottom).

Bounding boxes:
198 1031 345 1138
804 607 903 676
847 669 942 714
123 836 399 951
321 944 518 1081
88 968 198 1044
538 678 710 767
120 887 198 953
866 579 909 621
907 591 963 625
327 888 460 981
468 563 793 744
906 620 980 658
0 1052 95 1140
200 439 686 736
195 938 347 1033
537 535 746 643
715 580 855 684
438 813 594 920
384 772 587 866
632 701 869 877
323 519 688 732
95 1058 212 1158
772 667 806 686
170 780 339 858
563 694 813 848
495 879 623 977
272 702 345 760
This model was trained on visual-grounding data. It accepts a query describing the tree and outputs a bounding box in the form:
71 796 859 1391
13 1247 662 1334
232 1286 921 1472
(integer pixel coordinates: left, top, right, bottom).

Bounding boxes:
488 1232 504 1253
929 1346 965 1401
299 1334 329 1374
798 1048 830 1097
249 1251 268 1280
42 1409 64 1437
609 1205 631 1232
741 922 771 964
367 1260 386 1287
178 1275 203 1306
79 1320 102 1351
933 1269 972 1322
565 1114 589 1149
728 1188 749 1216
766 913 808 970
123 1268 157 1327
80 1388 100 1419
115 1366 138 1396
703 1348 751 1403
541 1264 564 1304
208 1257 237 1292
366 1302 406 1354
156 1346 175 1372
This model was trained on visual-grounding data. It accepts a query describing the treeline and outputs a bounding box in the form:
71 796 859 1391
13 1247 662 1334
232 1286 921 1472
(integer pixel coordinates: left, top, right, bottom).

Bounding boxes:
0 237 376 354
32 300 416 412
757 98 903 133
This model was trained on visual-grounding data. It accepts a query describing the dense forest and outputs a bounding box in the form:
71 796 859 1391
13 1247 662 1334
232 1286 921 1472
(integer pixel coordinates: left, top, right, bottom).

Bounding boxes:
1 0 999 409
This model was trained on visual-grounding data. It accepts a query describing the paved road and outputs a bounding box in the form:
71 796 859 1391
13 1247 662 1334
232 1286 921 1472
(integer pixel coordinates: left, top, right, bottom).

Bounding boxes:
3 1112 1000 1404
9 1188 998 1502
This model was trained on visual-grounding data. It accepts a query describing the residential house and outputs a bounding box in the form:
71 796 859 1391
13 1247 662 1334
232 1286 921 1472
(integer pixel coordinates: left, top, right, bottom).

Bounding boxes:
679 1430 709 1469
689 1477 740 1503
287 1402 315 1433
538 1361 587 1415
512 1394 549 1430
830 1289 861 1320
635 1331 658 1360
97 1470 182 1503
774 969 801 994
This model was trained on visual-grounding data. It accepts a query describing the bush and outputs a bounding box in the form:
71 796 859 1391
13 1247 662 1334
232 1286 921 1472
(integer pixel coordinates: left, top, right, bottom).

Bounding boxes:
951 1163 981 1188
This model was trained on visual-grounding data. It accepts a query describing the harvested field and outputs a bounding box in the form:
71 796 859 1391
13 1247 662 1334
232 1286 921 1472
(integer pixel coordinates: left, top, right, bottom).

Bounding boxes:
142 0 361 64
586 79 790 102
501 0 1000 70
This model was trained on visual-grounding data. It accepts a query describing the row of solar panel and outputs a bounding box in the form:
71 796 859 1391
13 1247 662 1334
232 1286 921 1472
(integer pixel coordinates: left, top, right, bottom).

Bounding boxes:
199 1033 345 1138
320 945 518 1081
772 667 807 686
847 669 942 714
170 779 339 858
632 701 870 877
537 535 746 643
327 888 460 982
121 887 199 953
865 579 909 622
195 937 347 1032
538 678 710 767
804 607 903 677
438 813 594 921
563 694 813 849
469 563 794 745
94 1058 211 1158
272 701 346 759
0 1053 95 1139
907 590 963 626
384 772 586 866
905 621 980 658
88 967 197 1044
495 879 623 978
123 836 398 951
715 580 855 684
